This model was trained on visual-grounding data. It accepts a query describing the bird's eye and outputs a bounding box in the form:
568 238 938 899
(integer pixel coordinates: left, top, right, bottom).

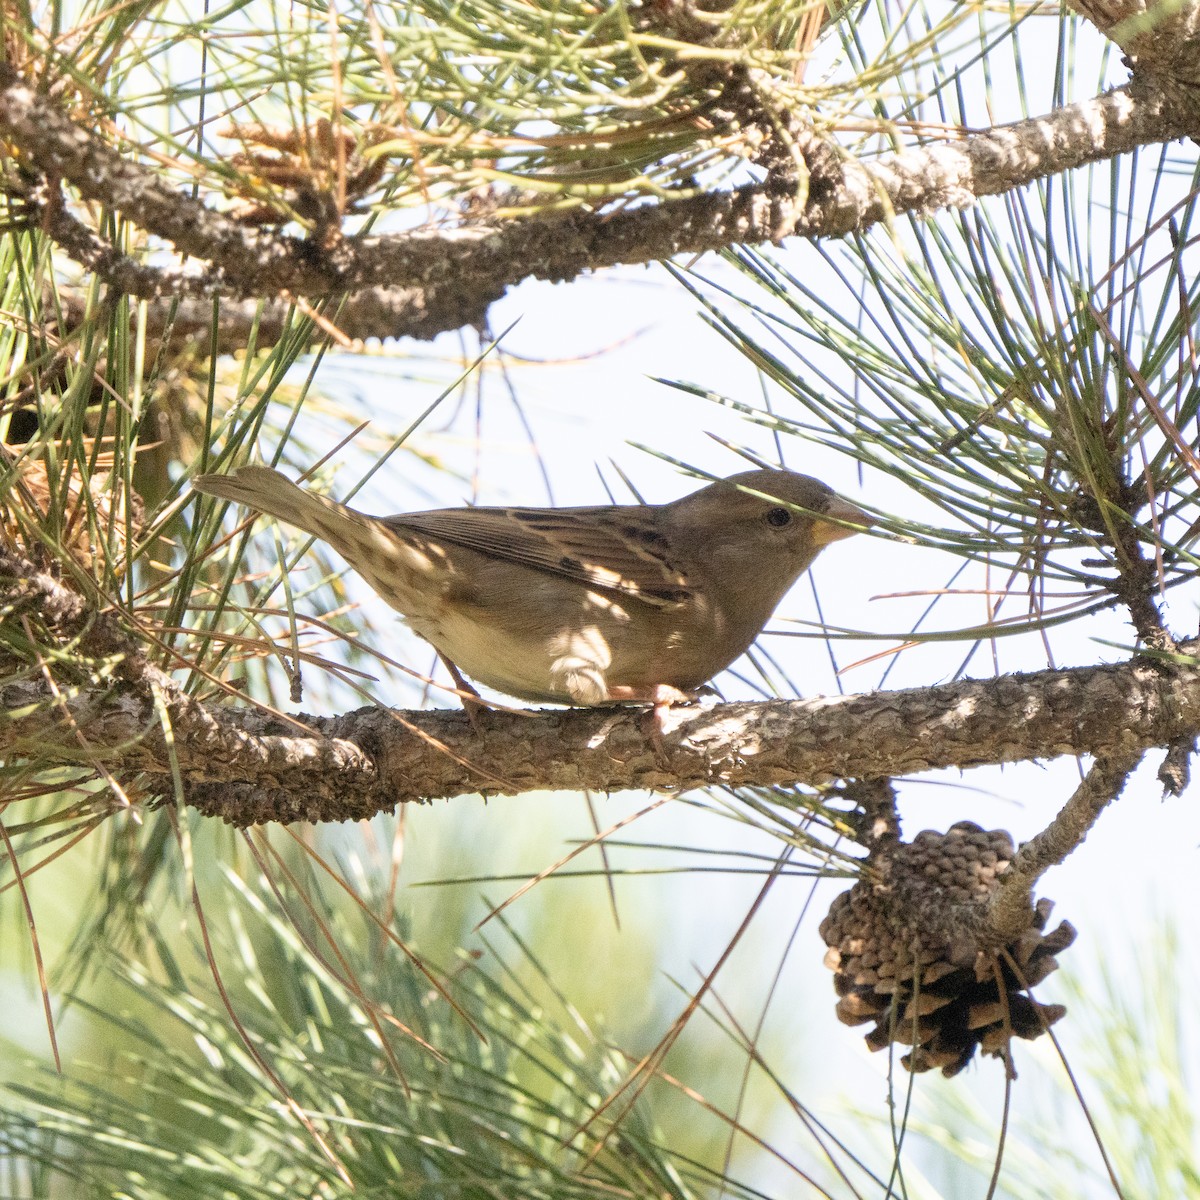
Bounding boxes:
765 506 792 527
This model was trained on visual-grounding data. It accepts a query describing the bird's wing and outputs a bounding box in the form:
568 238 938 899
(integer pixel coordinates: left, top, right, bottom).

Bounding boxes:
384 504 694 605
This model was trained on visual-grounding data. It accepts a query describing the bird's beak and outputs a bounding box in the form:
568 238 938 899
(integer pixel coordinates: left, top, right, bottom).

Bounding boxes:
811 495 872 546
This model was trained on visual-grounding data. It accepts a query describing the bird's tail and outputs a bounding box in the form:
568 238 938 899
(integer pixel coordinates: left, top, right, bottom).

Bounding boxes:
192 465 371 545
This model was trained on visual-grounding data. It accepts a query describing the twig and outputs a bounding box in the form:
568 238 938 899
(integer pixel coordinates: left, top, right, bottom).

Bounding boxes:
986 751 1142 941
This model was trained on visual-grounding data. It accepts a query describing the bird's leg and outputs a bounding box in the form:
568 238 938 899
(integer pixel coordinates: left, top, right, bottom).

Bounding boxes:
438 652 487 730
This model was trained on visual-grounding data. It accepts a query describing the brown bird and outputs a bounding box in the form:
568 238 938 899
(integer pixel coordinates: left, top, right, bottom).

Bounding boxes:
192 465 869 709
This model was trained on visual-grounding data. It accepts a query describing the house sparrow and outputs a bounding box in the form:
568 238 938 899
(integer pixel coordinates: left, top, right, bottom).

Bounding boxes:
192 464 869 708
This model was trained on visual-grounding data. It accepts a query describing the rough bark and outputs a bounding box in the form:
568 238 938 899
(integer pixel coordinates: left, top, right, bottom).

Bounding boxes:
127 652 1200 824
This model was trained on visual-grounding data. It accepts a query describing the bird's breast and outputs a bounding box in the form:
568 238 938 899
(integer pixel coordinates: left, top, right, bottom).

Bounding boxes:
406 567 714 704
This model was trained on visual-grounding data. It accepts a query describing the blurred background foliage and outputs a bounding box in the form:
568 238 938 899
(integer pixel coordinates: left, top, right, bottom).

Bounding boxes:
1 0 1198 1196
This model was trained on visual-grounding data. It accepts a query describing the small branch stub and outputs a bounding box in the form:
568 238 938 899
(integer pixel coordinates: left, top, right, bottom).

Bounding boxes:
819 821 1076 1077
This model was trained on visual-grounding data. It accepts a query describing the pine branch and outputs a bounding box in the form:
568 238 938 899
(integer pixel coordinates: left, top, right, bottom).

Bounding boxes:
3 550 1195 826
3 58 1196 343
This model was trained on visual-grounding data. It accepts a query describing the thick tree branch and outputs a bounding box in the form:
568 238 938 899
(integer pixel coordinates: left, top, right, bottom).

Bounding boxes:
16 190 500 342
3 552 1199 825
2 59 1196 342
157 655 1200 823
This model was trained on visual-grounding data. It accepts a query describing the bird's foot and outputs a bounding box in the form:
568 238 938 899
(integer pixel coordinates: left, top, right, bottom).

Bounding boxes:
439 653 489 732
607 683 701 763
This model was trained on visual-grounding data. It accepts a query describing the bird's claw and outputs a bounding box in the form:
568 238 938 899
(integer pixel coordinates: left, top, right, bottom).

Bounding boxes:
608 683 699 765
440 653 489 732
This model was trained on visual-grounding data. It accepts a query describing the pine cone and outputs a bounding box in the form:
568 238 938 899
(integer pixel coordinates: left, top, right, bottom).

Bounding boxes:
1 449 144 576
819 821 1074 1077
